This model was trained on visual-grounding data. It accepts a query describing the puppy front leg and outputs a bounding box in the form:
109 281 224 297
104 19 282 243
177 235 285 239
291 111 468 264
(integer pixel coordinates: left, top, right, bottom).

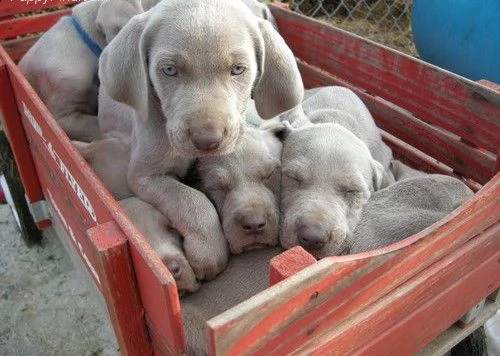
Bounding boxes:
132 174 229 281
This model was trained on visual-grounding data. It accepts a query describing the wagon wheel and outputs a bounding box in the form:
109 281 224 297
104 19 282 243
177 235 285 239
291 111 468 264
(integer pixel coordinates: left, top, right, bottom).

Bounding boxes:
450 326 486 356
0 130 43 246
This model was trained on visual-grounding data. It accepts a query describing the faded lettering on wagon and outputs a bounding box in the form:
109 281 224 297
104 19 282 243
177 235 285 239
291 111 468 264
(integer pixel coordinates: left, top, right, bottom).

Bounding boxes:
46 141 98 223
23 101 43 138
22 101 97 223
47 189 100 285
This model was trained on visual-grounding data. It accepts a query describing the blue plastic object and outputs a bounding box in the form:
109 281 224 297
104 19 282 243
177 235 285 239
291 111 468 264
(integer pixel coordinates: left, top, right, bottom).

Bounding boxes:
411 0 500 83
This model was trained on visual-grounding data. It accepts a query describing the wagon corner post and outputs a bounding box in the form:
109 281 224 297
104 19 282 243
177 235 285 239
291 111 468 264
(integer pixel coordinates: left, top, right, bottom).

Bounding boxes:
87 220 153 356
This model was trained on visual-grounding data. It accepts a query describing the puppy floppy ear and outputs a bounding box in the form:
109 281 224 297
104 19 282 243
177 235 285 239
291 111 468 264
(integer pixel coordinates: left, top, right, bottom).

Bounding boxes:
252 20 304 119
99 14 149 122
371 159 385 192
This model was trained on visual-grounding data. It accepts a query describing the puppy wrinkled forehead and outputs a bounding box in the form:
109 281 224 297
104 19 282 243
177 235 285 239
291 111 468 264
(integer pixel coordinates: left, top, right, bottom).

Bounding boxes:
147 0 258 30
144 0 260 63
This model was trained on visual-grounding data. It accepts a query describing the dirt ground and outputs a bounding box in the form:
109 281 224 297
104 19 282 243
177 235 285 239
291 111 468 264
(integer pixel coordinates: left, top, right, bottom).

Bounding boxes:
0 202 119 355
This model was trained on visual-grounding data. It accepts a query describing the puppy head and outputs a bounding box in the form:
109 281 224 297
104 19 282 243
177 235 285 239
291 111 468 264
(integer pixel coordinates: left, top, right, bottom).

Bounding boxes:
196 126 282 254
99 0 302 158
95 0 144 44
280 123 384 258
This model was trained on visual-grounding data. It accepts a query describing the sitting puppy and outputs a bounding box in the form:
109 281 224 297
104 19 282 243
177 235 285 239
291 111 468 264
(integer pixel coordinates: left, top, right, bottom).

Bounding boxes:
349 174 474 253
18 0 149 142
181 247 283 355
98 0 304 281
195 125 282 254
119 197 200 293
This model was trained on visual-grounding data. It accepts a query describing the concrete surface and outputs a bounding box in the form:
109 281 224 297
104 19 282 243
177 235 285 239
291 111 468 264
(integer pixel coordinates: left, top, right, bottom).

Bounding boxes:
0 202 119 355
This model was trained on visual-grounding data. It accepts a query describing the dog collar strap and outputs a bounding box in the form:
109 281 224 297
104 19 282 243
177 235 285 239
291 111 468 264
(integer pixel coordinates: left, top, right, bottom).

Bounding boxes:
69 16 102 57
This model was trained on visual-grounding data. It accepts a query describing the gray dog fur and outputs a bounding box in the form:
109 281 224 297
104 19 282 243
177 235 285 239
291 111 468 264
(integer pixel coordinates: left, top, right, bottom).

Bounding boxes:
196 124 282 254
97 0 304 281
119 197 200 292
241 0 277 28
350 174 474 253
282 86 394 172
18 0 150 142
280 121 386 257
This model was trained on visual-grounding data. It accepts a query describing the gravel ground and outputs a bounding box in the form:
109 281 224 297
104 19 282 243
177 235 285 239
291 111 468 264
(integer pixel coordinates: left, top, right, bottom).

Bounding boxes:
0 203 119 356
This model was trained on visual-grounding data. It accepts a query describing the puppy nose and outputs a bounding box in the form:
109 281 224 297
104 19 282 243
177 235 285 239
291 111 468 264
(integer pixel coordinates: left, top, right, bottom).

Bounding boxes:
239 212 267 234
297 224 328 250
166 259 182 280
189 125 225 151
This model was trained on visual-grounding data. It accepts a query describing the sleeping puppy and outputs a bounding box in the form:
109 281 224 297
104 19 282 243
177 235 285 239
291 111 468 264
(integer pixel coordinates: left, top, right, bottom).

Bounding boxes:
279 119 386 258
196 125 282 254
277 86 393 258
350 174 474 253
19 0 147 142
98 0 304 281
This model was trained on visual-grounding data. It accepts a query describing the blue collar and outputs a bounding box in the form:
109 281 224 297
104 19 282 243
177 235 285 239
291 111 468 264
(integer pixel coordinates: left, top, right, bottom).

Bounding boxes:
68 16 102 57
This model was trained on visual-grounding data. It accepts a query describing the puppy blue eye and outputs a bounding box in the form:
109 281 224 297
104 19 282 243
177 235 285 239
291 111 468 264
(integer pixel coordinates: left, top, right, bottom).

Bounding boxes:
162 65 178 76
231 65 246 76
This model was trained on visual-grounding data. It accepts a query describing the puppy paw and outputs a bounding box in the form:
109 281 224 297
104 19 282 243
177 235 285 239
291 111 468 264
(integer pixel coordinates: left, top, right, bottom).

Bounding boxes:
161 252 200 293
184 237 229 281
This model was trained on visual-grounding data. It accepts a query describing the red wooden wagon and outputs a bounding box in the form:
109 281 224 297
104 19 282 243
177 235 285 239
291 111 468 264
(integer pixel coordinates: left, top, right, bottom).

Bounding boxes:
0 1 498 354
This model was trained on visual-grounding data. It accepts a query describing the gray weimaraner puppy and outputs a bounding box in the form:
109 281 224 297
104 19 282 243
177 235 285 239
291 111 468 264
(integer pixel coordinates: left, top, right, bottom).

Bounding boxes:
279 119 386 257
181 247 283 355
277 86 394 257
18 0 155 142
98 0 304 281
195 124 282 254
350 174 474 253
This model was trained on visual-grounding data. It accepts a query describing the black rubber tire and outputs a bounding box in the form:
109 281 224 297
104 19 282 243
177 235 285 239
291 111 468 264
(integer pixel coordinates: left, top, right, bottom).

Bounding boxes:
450 326 486 356
0 130 43 246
